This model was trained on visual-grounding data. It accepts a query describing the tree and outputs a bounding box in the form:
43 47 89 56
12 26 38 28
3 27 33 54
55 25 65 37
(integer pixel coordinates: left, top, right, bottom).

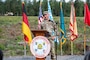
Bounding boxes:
5 0 11 12
50 0 56 16
63 2 71 17
87 0 90 9
53 1 59 16
0 0 5 15
27 1 33 15
86 0 90 3
32 0 39 16
42 0 47 12
16 0 22 16
0 0 85 16
74 0 83 16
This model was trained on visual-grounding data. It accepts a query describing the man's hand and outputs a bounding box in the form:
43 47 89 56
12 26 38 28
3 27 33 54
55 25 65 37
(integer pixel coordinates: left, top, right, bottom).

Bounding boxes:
51 36 56 40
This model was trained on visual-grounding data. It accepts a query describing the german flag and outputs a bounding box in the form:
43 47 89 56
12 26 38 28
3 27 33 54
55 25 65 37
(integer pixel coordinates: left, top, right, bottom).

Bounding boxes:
22 2 32 45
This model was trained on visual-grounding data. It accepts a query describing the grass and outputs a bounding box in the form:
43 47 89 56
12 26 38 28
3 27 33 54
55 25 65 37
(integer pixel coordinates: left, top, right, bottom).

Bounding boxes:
0 16 90 56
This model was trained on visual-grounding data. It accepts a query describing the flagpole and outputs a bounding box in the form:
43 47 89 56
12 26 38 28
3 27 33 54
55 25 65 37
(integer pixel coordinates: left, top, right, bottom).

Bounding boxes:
23 37 27 56
24 42 26 56
22 2 27 56
84 22 86 55
71 41 73 55
56 45 57 60
60 1 63 56
84 1 86 55
23 36 26 56
22 2 32 56
70 0 74 55
60 40 63 55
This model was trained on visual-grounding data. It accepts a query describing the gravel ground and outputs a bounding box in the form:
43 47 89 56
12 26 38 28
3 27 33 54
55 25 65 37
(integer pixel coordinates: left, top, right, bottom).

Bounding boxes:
3 55 84 60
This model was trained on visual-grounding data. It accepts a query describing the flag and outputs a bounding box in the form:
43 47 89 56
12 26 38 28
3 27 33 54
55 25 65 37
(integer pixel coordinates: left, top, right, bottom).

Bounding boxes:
48 1 59 43
22 2 32 45
48 1 53 21
69 3 78 41
60 2 66 44
84 3 90 26
38 1 43 29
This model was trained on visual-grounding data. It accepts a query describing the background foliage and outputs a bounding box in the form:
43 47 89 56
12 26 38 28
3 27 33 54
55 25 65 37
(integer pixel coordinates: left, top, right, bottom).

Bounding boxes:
0 0 90 16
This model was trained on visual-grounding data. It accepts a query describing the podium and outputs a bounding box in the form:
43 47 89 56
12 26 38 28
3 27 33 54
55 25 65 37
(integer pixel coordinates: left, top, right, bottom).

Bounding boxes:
31 29 49 60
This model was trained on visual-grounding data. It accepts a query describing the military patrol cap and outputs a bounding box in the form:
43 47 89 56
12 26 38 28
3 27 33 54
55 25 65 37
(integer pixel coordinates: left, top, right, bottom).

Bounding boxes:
43 11 49 15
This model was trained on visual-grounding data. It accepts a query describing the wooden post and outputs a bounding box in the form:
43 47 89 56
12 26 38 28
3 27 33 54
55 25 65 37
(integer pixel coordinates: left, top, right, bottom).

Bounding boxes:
60 40 63 55
18 42 27 56
71 41 73 55
84 25 86 54
24 42 26 56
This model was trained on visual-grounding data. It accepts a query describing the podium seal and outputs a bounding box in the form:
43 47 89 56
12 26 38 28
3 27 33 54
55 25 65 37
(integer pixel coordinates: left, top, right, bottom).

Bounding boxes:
30 36 50 58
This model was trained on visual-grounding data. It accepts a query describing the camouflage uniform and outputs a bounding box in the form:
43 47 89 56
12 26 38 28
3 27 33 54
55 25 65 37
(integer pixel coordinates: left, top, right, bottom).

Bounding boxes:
41 19 56 60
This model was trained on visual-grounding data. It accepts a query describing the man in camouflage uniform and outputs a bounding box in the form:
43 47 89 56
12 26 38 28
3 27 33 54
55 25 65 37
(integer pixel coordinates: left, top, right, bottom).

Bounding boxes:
41 11 56 60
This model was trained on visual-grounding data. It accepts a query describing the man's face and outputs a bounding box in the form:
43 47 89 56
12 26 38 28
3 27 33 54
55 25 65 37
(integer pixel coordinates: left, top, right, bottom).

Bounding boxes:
43 13 49 20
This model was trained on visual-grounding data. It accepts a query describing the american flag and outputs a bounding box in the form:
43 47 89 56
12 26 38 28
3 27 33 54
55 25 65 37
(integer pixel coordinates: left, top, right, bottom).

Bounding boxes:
38 1 43 29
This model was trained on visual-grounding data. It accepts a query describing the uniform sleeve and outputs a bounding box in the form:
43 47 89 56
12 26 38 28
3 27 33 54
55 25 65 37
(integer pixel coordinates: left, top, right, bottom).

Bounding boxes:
53 22 58 35
41 21 45 29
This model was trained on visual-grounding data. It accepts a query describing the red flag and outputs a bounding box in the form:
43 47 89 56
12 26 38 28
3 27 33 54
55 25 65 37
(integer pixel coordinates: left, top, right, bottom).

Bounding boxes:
22 2 32 45
84 3 90 26
69 3 78 41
